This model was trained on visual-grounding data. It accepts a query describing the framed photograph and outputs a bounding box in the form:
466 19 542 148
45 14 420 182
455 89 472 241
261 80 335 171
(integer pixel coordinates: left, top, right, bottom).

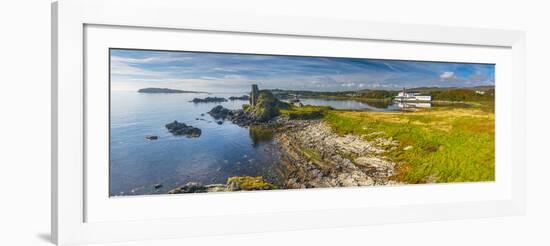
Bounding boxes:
52 0 526 245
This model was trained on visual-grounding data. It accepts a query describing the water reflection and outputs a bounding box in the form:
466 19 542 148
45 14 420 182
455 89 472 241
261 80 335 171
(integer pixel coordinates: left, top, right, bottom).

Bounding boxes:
249 126 275 148
397 102 432 109
363 100 393 109
296 98 436 111
297 98 401 111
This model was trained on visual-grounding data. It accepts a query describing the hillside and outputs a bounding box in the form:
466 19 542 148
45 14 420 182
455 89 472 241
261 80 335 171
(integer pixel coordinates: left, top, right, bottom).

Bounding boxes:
137 88 206 93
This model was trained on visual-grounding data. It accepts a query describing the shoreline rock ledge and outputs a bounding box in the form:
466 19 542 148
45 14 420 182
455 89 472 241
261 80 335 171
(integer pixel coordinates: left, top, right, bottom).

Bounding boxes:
168 176 277 194
165 121 202 138
207 85 290 126
208 105 254 126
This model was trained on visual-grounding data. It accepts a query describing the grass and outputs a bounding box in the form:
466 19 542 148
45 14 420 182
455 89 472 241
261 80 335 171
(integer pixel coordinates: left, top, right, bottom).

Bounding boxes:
279 105 332 120
226 176 278 190
323 106 495 183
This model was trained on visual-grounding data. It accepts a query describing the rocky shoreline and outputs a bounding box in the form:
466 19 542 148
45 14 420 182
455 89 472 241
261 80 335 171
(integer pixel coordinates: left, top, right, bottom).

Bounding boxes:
168 176 277 194
273 119 400 188
163 85 401 194
165 116 401 193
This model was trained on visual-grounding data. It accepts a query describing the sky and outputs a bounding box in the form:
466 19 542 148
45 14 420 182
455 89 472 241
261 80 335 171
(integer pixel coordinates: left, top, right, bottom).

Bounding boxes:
110 49 495 93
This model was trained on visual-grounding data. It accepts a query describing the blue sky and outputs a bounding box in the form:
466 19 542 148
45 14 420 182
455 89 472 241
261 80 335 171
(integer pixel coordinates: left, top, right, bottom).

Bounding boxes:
110 49 495 92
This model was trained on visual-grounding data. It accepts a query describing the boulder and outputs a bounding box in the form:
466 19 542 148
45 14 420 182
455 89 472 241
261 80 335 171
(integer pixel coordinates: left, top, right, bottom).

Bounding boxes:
165 121 202 137
208 105 233 119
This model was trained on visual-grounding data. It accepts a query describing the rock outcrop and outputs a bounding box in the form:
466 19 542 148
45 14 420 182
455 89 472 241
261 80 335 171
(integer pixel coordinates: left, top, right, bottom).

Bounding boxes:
206 86 290 125
165 121 202 137
207 105 233 119
229 95 250 101
190 97 228 103
275 120 399 188
168 176 276 194
207 105 254 126
244 90 290 122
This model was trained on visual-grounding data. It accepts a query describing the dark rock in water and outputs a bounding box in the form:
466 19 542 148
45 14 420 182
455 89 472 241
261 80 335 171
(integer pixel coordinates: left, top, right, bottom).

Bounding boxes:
230 109 254 126
216 120 223 125
145 135 159 140
153 183 163 189
168 182 208 194
208 105 233 119
208 105 254 126
228 95 250 101
200 113 205 116
165 121 202 137
190 97 228 103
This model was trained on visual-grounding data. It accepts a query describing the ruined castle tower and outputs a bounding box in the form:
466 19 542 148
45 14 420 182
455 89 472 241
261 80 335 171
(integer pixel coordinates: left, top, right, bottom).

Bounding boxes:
250 84 259 106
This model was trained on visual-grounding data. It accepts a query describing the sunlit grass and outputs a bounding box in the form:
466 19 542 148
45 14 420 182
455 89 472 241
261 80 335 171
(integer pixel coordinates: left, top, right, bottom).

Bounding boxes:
279 105 332 119
226 176 278 190
323 107 495 183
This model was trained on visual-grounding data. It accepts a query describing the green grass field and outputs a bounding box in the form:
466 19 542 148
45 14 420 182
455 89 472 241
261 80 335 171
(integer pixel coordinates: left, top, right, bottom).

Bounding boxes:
323 106 494 183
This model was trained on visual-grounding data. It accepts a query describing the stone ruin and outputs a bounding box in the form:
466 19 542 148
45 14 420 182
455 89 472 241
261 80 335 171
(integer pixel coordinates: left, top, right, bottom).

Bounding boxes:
250 84 259 106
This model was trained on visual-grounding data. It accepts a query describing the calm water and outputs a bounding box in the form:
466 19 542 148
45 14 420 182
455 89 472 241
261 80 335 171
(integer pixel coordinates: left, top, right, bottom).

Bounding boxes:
110 91 284 196
297 98 433 111
298 98 401 111
110 92 433 196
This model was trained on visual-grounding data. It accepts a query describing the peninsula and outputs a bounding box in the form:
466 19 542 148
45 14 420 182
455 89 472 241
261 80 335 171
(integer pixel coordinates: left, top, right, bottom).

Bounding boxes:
138 87 206 94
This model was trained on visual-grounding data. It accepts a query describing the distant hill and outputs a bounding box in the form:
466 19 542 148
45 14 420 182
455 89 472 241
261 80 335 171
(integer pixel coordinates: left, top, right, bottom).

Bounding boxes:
267 86 495 102
407 85 495 92
137 88 206 94
404 86 495 102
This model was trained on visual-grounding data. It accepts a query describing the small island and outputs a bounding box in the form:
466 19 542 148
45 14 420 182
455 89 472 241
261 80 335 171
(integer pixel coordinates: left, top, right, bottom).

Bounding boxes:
190 97 228 103
138 88 205 94
228 95 250 101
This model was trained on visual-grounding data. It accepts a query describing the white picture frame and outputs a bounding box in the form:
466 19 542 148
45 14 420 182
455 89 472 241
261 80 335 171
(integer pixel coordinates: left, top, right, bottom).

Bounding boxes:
52 0 526 245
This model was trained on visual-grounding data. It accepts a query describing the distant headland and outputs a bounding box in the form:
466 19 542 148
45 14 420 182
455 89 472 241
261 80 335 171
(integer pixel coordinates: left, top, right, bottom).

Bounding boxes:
137 88 207 94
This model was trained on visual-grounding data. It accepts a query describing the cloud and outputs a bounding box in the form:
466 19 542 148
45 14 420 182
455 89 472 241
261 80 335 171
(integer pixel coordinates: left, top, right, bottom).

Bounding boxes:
440 71 456 81
111 55 192 64
110 49 495 92
213 67 237 72
341 82 356 87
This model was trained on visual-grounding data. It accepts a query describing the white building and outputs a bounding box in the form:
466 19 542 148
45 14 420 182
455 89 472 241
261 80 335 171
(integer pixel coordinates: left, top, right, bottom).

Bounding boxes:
394 88 432 101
